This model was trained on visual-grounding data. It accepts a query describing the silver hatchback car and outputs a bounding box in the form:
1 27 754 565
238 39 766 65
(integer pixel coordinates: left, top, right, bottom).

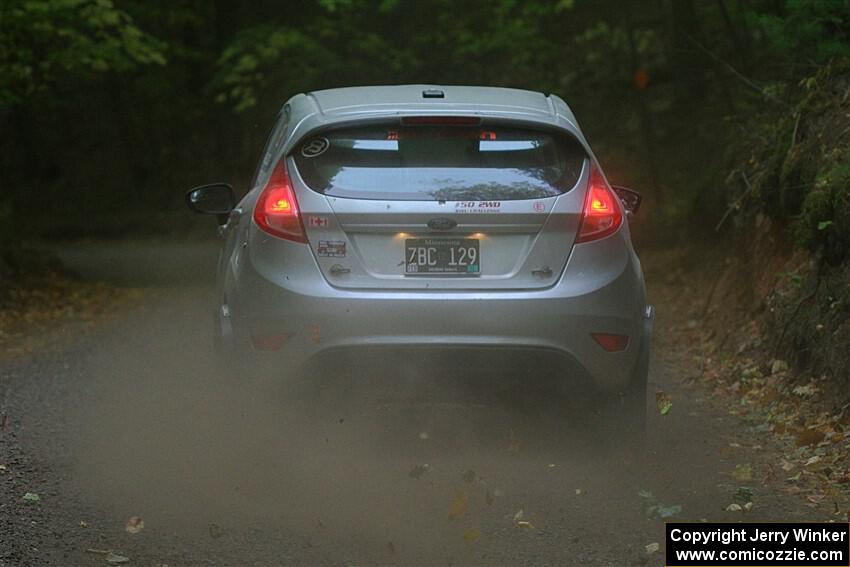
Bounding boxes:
188 85 653 433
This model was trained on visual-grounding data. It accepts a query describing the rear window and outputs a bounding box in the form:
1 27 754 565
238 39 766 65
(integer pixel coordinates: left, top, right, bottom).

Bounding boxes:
292 124 586 201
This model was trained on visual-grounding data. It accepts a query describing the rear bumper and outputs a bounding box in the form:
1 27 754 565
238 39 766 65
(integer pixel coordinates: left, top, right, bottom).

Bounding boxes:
230 238 650 393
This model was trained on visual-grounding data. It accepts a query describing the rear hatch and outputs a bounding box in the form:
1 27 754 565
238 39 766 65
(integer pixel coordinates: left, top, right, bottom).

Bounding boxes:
290 119 587 290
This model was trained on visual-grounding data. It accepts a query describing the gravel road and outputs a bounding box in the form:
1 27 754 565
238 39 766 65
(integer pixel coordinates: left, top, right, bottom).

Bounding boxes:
0 239 830 566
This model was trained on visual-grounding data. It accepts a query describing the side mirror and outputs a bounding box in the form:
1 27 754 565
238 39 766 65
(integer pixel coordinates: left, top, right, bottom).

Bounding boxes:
186 183 236 224
612 186 642 216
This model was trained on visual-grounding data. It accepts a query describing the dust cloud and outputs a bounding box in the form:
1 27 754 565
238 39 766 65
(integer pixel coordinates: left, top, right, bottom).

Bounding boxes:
61 241 650 564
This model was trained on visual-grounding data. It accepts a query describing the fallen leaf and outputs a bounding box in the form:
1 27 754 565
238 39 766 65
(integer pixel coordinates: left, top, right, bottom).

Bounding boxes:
448 490 467 520
105 552 130 564
654 504 682 518
22 492 40 503
645 542 660 554
797 429 825 447
208 523 224 539
792 383 818 398
725 503 743 512
575 488 582 495
512 510 535 529
409 464 430 479
79 521 88 528
804 456 822 467
734 486 753 503
731 464 753 481
770 359 789 375
807 494 826 504
655 391 673 415
85 548 111 555
463 528 481 542
640 490 682 519
744 502 753 511
0 464 6 472
125 516 144 534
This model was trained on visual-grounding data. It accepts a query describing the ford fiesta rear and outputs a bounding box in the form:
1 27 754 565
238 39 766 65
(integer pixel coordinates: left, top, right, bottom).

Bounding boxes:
186 85 653 437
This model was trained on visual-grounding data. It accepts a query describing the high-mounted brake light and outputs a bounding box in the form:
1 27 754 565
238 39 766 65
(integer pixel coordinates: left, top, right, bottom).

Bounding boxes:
253 158 307 243
401 116 482 126
575 165 623 243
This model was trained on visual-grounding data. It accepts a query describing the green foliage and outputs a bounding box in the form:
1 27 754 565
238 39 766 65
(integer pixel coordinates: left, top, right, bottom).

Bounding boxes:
797 157 850 263
4 0 850 247
740 58 850 264
0 0 165 109
212 26 329 113
747 0 850 63
209 0 577 113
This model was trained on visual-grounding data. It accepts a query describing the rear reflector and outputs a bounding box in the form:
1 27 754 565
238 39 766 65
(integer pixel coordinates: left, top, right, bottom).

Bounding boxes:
591 333 630 352
401 116 482 126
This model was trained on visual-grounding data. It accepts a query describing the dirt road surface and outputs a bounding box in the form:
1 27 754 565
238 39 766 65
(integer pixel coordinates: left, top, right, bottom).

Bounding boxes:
0 239 831 566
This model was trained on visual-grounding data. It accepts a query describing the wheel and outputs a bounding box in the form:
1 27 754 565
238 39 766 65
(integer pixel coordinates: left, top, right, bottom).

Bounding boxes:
590 333 649 461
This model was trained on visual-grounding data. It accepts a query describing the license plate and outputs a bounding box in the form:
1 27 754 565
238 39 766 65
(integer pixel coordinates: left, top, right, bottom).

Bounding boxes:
405 238 480 275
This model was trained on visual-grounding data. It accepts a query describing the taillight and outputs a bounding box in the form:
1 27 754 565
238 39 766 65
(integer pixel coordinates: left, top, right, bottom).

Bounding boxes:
575 165 623 243
253 158 307 243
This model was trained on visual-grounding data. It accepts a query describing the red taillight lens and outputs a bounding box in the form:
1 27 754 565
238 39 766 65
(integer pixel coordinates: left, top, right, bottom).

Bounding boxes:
575 165 623 243
253 158 307 243
591 333 630 352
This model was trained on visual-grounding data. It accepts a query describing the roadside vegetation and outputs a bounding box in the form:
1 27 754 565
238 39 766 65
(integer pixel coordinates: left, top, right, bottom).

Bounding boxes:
0 272 138 361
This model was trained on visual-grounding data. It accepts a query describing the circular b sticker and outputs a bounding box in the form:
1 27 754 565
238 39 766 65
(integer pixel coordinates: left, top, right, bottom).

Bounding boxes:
301 137 329 157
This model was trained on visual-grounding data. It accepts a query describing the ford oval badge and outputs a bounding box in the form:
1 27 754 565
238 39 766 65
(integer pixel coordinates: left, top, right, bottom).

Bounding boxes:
427 218 457 230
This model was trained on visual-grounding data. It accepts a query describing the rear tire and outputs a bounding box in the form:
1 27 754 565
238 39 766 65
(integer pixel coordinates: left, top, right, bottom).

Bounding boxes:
591 335 649 462
211 306 269 390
